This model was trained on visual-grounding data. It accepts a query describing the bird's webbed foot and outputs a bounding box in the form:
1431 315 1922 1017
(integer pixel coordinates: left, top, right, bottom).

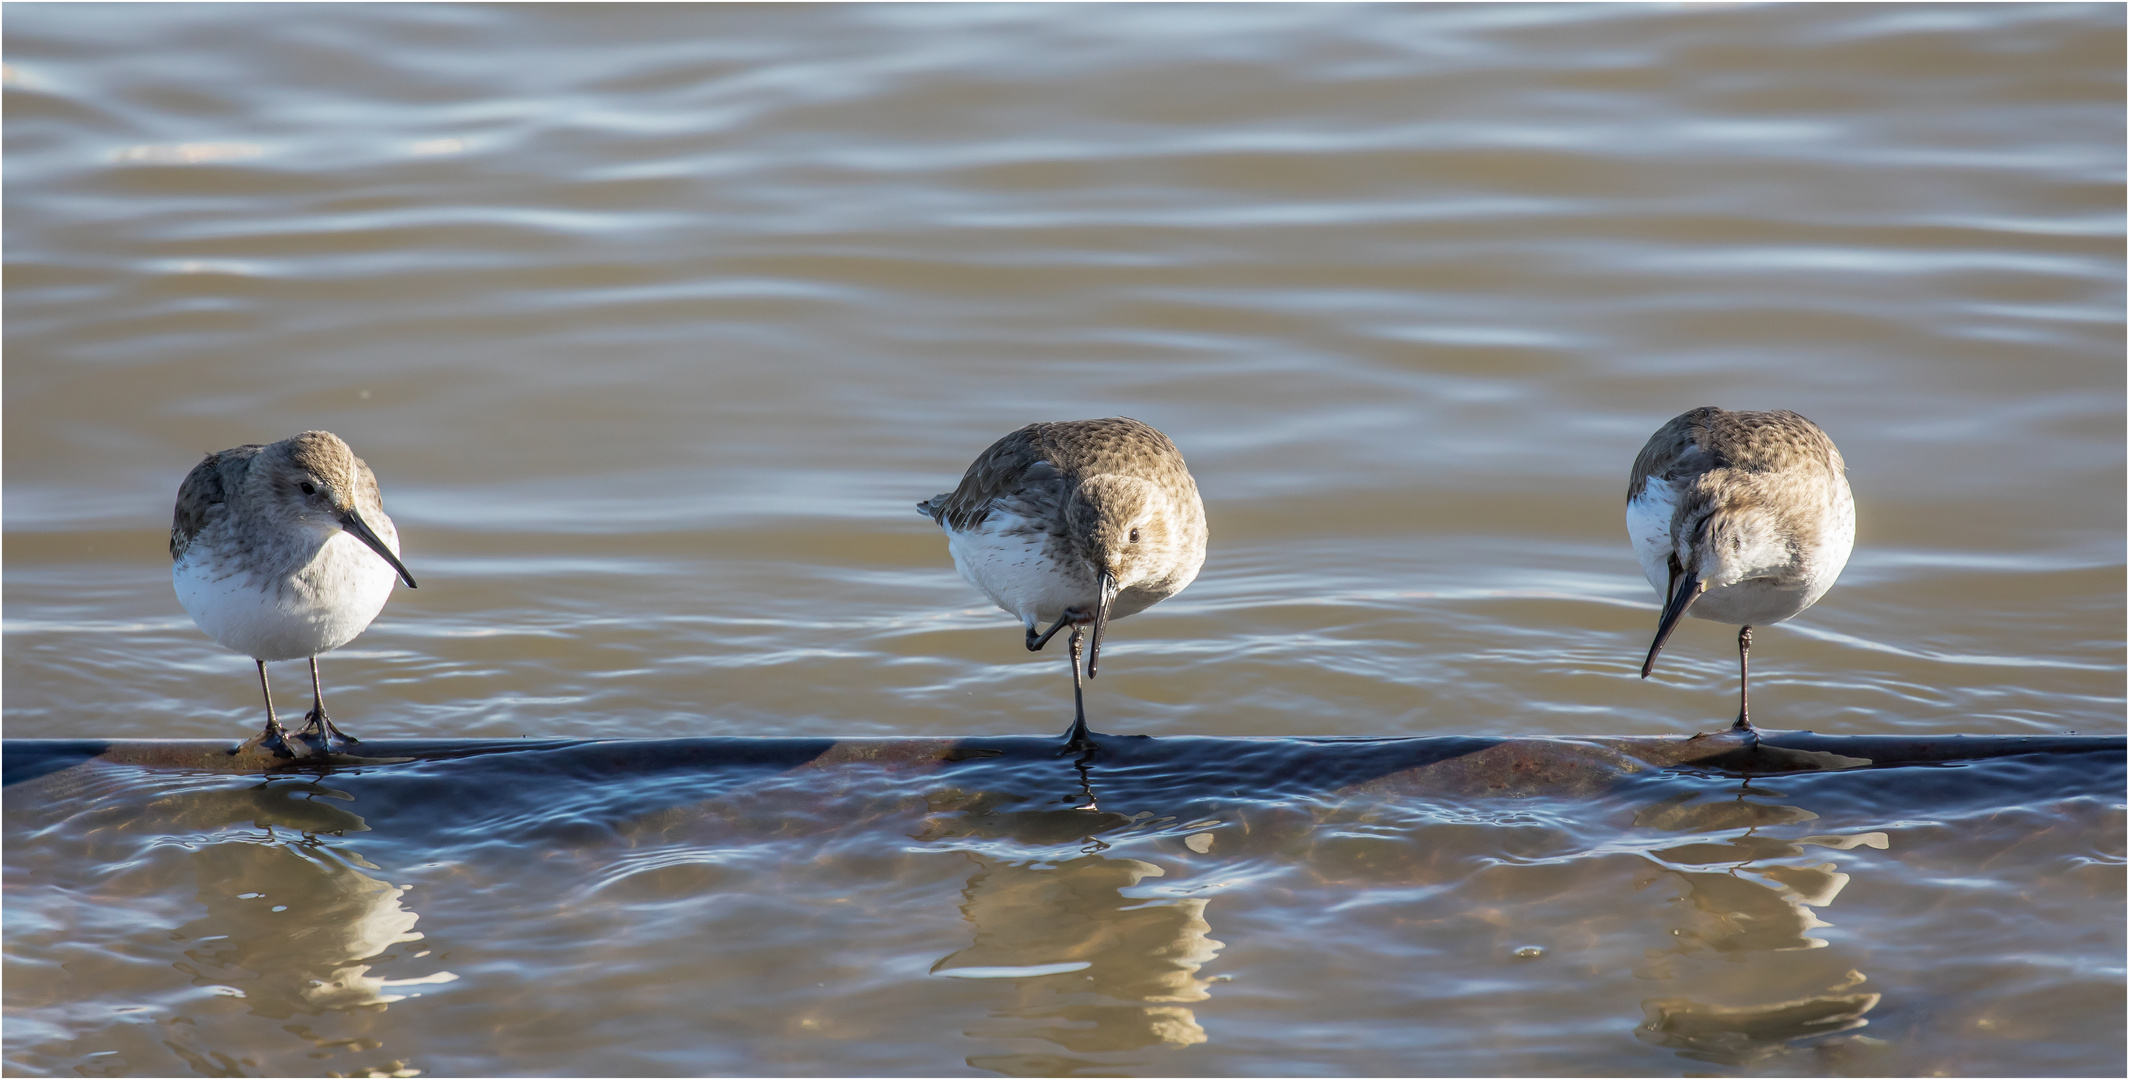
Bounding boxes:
234 720 299 760
1060 721 1099 756
292 707 362 757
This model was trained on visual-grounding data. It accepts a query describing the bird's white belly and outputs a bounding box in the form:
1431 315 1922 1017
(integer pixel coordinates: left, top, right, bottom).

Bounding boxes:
945 519 1090 627
176 530 399 661
1691 577 1815 627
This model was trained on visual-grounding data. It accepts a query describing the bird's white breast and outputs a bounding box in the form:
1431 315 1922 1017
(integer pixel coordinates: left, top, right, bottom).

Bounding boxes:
943 512 1089 628
1627 469 1856 628
175 527 400 662
1626 474 1680 598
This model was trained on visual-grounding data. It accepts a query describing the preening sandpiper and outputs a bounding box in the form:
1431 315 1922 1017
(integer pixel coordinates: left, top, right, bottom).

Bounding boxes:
920 418 1208 751
1627 407 1854 730
172 430 418 757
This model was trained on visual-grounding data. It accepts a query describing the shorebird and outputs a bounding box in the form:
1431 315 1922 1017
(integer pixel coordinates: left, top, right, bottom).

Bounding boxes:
171 430 417 757
920 418 1207 751
1628 407 1854 730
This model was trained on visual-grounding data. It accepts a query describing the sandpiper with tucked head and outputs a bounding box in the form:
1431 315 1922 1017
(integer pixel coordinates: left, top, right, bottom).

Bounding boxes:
1627 407 1854 730
920 418 1207 751
172 430 417 757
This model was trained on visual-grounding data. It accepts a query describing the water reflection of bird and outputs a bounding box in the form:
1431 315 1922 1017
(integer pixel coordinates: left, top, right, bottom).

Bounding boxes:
920 419 1207 750
1627 408 1854 729
150 777 456 1029
932 853 1223 1055
180 833 454 1018
172 431 418 757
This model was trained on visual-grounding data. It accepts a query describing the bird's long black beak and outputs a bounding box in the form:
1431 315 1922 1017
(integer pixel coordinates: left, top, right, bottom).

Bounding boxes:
1641 571 1703 678
341 508 418 588
1085 569 1119 679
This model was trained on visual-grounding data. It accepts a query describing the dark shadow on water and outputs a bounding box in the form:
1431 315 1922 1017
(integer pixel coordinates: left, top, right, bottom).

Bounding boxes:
8 728 2115 790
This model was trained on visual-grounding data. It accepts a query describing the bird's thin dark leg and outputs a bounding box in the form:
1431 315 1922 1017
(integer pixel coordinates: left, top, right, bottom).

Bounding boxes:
1061 626 1095 752
234 660 295 758
299 657 361 747
1733 625 1754 731
295 658 325 739
258 660 287 743
1027 612 1075 652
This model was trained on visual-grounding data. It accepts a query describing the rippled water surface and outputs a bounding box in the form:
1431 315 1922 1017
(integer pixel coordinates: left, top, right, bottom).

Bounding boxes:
7 735 2125 1077
4 3 2123 1076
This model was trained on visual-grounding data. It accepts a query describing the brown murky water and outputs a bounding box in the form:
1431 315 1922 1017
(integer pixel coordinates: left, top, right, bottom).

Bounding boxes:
4 4 2122 1076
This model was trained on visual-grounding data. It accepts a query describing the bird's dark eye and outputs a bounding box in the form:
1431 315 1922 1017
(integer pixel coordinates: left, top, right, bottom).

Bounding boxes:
300 482 317 496
1128 528 1141 544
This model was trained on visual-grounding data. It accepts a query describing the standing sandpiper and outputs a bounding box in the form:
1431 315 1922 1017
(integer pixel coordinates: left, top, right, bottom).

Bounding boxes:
920 418 1208 751
171 430 418 757
1627 407 1854 730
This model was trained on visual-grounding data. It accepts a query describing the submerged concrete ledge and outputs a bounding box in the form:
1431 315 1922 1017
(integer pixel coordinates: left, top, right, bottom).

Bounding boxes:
5 730 2118 794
